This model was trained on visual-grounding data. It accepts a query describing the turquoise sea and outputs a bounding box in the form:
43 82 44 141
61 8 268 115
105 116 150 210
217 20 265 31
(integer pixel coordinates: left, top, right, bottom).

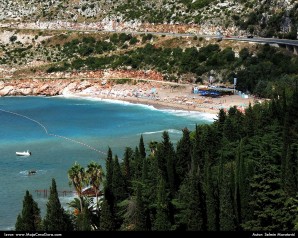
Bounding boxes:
0 96 215 230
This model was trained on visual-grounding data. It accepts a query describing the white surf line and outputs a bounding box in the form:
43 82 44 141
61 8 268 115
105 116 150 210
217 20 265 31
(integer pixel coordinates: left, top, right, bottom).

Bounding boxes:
0 108 106 155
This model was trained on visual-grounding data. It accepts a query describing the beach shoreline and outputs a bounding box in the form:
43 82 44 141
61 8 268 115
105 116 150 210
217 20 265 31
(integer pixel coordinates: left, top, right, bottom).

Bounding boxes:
69 92 218 114
61 92 218 122
64 81 258 117
0 78 260 117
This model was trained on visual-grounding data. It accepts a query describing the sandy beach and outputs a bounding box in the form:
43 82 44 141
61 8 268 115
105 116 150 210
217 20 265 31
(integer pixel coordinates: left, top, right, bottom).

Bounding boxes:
67 81 259 115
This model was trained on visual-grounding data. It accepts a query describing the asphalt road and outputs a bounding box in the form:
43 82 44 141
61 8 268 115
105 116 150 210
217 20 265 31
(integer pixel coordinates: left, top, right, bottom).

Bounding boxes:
222 36 298 47
102 29 298 47
3 25 298 47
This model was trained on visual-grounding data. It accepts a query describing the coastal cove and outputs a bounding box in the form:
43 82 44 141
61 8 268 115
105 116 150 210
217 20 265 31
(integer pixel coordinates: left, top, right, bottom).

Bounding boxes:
0 0 296 231
0 78 257 115
0 96 214 230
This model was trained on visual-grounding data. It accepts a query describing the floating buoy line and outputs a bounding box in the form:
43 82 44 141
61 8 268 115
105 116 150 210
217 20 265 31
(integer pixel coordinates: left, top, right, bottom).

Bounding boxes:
0 108 106 155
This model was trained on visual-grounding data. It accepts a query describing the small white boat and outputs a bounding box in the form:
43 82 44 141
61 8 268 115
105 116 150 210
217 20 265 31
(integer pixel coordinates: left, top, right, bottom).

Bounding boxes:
16 150 31 156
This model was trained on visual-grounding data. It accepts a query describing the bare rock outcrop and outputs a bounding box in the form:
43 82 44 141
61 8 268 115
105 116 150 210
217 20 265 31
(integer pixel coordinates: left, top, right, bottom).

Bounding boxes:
17 87 33 95
0 85 15 96
0 69 165 97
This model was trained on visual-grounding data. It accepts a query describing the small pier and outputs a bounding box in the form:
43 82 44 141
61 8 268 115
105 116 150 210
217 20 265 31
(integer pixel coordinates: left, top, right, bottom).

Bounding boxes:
35 189 74 198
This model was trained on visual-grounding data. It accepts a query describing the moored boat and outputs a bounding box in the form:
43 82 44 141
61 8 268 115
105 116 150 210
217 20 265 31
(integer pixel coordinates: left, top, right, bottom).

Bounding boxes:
16 150 31 156
28 170 37 175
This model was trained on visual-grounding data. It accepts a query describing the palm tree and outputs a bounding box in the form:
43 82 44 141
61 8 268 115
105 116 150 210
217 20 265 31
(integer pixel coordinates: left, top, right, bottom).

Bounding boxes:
67 197 96 230
86 161 104 212
148 141 158 156
67 197 93 215
68 162 86 212
67 197 82 217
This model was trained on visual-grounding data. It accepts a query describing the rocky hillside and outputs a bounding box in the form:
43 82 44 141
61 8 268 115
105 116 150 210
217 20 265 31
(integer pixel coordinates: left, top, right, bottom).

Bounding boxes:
0 0 297 38
0 1 297 99
0 28 258 81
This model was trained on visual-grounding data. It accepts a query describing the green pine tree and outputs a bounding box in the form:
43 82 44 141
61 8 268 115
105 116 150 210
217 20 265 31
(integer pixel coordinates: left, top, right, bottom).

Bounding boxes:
134 184 147 231
104 147 115 214
174 169 204 231
15 190 41 231
243 155 296 231
219 163 237 231
112 156 127 229
122 147 133 195
215 108 226 136
15 214 23 231
243 103 255 137
119 184 149 231
166 151 176 196
43 178 73 231
153 177 171 231
141 157 156 231
112 156 127 203
105 147 114 189
176 128 192 186
156 131 176 194
204 154 219 231
281 111 290 184
133 147 142 180
99 199 115 231
156 142 167 180
192 125 203 174
235 140 253 226
141 157 148 183
139 134 146 159
223 117 235 141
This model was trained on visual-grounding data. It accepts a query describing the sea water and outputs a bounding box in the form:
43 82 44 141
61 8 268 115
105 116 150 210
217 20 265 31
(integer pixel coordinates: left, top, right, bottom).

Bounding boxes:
0 96 215 230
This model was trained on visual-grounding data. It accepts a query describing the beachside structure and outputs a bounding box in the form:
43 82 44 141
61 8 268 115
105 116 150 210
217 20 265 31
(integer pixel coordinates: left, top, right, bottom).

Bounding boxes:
82 186 102 197
193 86 221 97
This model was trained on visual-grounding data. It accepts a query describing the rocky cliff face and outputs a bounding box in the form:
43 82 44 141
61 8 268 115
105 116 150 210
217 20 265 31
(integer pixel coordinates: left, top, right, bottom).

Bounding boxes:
0 69 164 96
0 79 71 96
0 0 297 38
